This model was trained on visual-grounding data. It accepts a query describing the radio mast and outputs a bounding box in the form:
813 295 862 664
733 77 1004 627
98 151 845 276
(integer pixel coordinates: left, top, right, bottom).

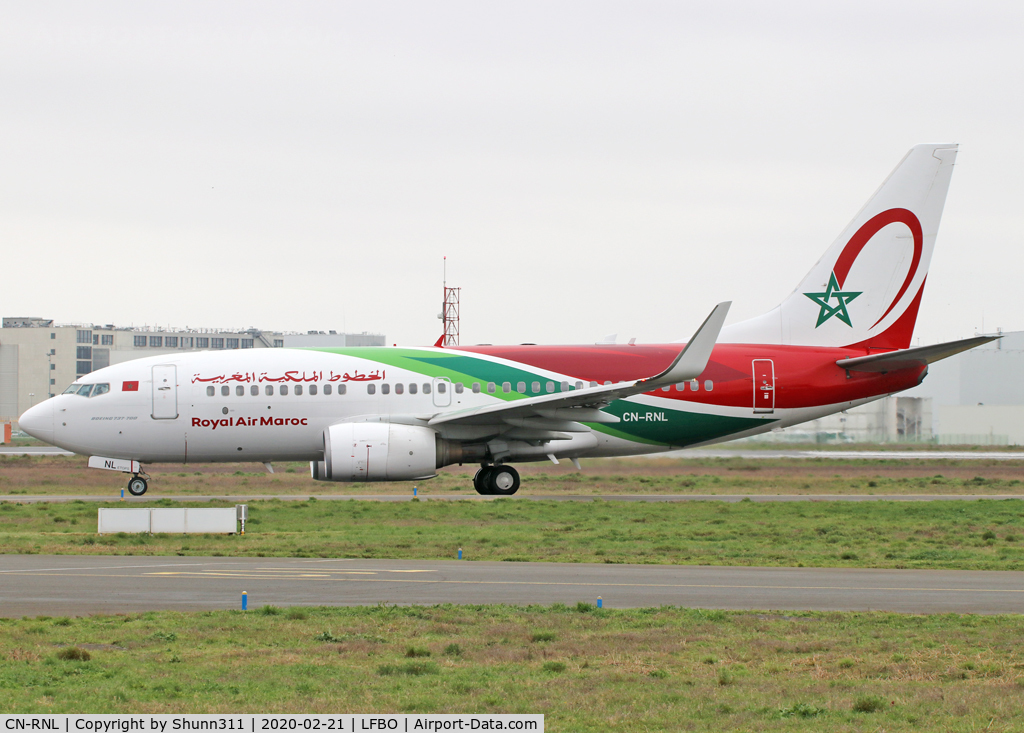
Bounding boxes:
442 257 460 347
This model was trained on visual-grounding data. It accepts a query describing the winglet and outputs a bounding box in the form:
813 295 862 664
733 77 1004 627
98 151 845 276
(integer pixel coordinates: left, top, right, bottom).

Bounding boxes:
640 302 731 387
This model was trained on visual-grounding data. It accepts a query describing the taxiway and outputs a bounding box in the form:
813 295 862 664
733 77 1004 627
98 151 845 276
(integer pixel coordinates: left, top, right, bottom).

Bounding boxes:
1 555 1020 616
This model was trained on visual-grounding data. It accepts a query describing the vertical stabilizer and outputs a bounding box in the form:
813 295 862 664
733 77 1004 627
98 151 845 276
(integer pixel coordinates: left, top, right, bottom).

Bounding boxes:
720 144 958 350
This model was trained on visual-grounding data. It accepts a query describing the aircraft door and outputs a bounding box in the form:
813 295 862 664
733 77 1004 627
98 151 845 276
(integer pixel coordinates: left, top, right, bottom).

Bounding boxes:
752 359 775 414
152 365 179 419
432 377 452 407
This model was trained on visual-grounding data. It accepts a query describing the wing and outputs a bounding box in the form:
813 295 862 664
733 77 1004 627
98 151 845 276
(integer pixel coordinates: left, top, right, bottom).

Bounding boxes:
428 302 731 429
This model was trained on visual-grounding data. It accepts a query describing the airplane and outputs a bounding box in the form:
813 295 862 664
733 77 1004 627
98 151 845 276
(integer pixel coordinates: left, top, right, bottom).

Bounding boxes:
19 143 996 497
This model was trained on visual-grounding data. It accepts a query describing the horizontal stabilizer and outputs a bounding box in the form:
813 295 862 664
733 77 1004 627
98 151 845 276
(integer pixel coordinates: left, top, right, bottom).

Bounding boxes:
836 335 998 373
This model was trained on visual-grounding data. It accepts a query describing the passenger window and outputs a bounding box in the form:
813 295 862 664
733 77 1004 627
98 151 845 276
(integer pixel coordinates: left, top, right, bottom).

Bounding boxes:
517 381 526 393
662 386 670 392
324 384 332 395
437 382 446 394
589 381 598 388
280 385 289 396
265 385 273 396
250 385 259 396
455 383 464 394
502 382 511 393
409 383 418 394
367 384 375 395
309 384 318 396
472 383 481 394
338 384 346 395
236 385 244 397
395 383 404 395
575 381 584 390
207 386 215 397
382 383 390 395
676 383 686 391
704 380 713 391
221 386 229 397
546 381 554 393
487 382 496 394
690 380 699 391
531 381 540 393
295 385 303 396
560 381 570 392
92 383 110 397
423 383 431 394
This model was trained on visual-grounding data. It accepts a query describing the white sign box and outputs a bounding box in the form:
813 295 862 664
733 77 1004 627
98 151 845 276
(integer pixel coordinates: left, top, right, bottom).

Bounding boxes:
96 508 151 533
98 508 239 534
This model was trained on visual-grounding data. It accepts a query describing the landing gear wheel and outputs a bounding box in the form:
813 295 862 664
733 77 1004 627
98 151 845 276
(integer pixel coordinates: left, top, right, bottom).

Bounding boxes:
127 476 148 496
473 466 494 495
487 465 520 496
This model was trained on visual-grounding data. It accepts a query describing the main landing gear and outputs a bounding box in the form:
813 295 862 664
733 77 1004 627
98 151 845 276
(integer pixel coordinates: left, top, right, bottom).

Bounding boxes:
127 475 149 496
473 464 520 496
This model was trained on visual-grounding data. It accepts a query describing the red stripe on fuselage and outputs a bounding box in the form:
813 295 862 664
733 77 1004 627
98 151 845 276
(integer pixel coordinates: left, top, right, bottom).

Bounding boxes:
458 343 925 410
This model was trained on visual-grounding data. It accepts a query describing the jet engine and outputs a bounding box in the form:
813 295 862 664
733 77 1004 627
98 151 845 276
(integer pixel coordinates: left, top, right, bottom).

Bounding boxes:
311 422 451 482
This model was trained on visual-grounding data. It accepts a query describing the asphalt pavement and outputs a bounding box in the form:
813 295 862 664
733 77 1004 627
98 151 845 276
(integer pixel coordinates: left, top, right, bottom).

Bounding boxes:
1 555 1021 616
0 446 74 456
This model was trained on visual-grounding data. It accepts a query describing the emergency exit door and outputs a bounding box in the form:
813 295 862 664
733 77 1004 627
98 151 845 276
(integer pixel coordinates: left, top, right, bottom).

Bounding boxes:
433 377 452 407
151 365 179 419
752 359 775 414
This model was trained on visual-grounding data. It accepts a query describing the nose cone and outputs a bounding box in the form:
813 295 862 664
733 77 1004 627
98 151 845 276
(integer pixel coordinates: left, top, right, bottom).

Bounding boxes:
19 399 54 443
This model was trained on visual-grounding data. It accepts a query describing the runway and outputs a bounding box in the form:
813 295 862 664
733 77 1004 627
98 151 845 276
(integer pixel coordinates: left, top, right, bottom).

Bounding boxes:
0 446 73 456
1 555 1021 616
4 493 1023 503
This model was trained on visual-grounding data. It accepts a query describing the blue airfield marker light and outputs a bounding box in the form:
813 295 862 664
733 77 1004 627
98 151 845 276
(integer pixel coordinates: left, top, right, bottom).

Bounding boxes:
120 488 124 502
242 591 248 611
413 486 417 497
458 547 463 560
597 597 603 609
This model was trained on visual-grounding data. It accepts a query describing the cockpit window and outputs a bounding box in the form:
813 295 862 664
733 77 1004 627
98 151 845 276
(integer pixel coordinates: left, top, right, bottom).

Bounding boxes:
63 382 110 397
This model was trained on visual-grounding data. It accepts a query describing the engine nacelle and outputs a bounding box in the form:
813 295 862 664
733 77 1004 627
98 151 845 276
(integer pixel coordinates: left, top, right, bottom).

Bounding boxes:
312 422 440 482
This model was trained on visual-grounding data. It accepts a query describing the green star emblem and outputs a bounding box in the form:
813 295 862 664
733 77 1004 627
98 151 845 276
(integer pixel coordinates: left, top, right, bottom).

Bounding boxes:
804 271 862 327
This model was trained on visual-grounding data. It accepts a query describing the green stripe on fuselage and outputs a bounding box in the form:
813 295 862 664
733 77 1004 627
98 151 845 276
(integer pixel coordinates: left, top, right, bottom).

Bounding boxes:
306 348 545 402
593 402 772 447
307 347 772 446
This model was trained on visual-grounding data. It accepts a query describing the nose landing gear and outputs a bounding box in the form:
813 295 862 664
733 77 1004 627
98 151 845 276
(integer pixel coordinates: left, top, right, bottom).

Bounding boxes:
86 457 149 497
127 474 149 496
473 464 520 496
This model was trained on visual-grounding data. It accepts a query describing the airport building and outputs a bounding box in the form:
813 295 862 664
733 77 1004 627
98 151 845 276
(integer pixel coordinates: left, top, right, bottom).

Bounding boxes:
0 317 384 422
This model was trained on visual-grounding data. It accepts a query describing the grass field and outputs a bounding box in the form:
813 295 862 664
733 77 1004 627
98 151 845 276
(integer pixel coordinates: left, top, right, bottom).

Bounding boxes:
2 604 1023 730
4 454 1024 496
3 496 1024 570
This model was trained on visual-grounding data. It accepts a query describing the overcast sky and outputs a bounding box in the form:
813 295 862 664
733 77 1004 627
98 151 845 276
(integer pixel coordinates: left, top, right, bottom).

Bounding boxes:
1 2 1021 346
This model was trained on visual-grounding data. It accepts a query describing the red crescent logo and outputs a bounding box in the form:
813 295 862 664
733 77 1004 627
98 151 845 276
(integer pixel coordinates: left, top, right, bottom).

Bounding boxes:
832 208 922 329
